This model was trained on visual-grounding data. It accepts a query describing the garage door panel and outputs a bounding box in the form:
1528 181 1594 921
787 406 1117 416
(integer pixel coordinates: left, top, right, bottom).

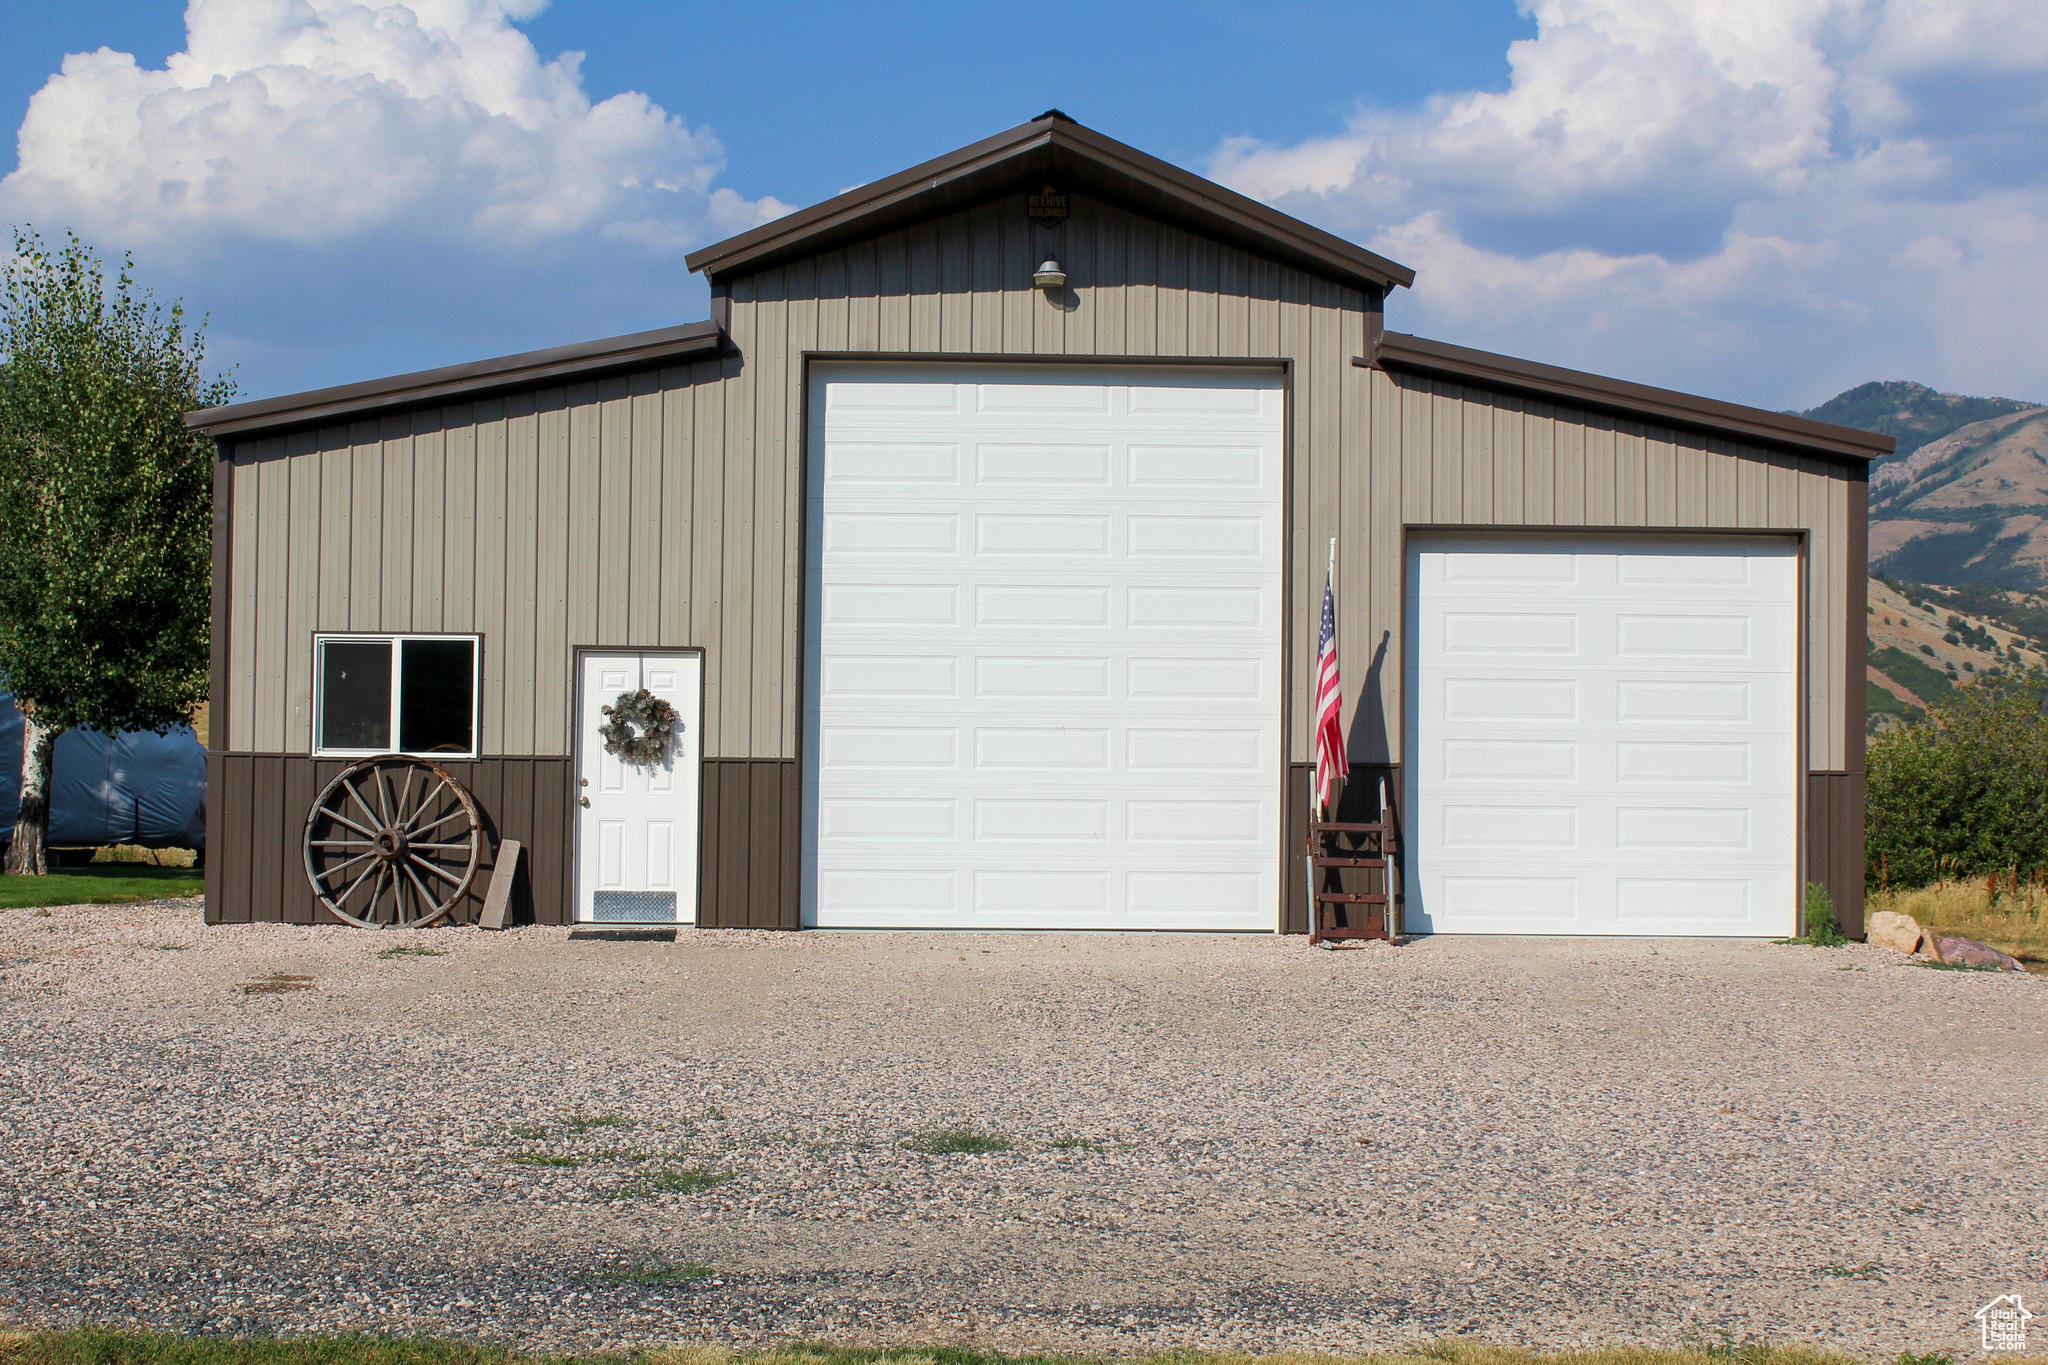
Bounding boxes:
822 441 962 483
1415 687 1798 739
1408 534 1799 937
814 858 1274 929
808 363 1282 930
976 513 1114 556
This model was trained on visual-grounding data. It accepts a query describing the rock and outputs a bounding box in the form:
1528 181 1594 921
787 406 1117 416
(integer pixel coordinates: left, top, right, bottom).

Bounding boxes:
1867 910 1923 954
1933 936 2027 971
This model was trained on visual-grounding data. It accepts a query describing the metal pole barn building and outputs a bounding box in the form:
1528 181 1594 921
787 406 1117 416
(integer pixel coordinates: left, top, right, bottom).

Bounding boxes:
188 112 1895 938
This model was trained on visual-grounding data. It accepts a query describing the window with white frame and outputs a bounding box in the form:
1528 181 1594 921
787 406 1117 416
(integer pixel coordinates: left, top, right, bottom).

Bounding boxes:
314 635 479 757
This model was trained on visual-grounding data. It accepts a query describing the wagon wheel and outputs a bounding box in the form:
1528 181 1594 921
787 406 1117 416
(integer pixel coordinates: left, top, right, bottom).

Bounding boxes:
302 757 483 929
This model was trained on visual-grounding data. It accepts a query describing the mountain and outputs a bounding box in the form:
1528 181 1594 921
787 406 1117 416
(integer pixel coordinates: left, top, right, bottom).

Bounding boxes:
1866 574 2048 732
1797 380 2038 460
1865 406 2048 588
1794 381 2048 590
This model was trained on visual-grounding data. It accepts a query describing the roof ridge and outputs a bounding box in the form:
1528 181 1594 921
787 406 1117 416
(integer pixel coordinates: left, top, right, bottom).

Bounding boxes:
683 116 1414 294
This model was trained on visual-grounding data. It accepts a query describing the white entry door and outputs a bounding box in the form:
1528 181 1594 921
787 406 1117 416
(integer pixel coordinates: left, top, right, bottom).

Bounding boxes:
575 651 702 923
1404 535 1799 937
804 362 1285 930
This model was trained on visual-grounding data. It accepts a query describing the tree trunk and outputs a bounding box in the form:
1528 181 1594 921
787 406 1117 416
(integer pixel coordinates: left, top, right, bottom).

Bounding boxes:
6 709 60 875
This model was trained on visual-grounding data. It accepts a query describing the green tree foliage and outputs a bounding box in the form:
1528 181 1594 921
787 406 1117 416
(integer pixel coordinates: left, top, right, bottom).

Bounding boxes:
1866 670 2048 890
0 228 233 872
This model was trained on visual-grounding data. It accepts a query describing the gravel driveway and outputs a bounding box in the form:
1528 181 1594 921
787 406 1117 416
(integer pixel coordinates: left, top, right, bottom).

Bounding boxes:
2 898 2044 1359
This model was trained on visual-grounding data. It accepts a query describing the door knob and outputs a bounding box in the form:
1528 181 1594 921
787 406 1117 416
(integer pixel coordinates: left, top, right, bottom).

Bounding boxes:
579 796 590 808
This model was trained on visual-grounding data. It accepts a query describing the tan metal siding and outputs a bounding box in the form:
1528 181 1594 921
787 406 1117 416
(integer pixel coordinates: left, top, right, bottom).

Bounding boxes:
1373 368 1857 770
224 185 1857 780
723 191 1368 761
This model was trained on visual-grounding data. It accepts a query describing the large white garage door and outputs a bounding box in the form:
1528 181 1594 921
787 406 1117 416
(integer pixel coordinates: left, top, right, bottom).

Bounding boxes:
1404 535 1799 937
804 363 1284 930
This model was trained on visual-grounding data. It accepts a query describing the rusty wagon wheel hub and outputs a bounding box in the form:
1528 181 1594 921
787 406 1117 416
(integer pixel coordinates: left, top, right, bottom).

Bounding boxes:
302 757 482 929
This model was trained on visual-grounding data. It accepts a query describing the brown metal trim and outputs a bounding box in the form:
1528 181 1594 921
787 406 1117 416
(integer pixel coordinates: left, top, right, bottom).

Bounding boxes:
1401 523 1814 539
1846 468 1869 771
796 353 816 927
186 321 724 440
1277 353 1296 935
205 441 232 922
1367 333 1896 464
1796 527 1811 919
568 646 710 925
802 351 1297 369
686 113 1415 294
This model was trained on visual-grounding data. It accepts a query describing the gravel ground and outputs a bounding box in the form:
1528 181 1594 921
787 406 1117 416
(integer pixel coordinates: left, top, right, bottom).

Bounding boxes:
1 898 2045 1359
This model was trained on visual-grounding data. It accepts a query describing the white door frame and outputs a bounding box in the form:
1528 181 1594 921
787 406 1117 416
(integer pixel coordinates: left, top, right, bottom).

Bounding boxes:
1398 527 1806 937
571 646 706 924
799 358 1289 931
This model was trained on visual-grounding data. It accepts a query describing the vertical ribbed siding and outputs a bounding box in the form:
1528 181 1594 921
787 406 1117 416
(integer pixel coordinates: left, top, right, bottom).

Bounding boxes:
723 190 1367 762
224 185 1859 785
1372 369 1857 771
229 359 761 757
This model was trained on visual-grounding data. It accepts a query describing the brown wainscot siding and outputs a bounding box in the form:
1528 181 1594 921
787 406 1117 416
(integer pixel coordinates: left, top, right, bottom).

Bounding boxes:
206 753 797 928
207 755 572 926
697 758 800 929
1284 761 1401 937
1807 771 1866 939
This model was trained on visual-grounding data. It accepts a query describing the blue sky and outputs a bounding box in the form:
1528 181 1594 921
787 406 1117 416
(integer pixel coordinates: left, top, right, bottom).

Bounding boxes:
3 1 2046 412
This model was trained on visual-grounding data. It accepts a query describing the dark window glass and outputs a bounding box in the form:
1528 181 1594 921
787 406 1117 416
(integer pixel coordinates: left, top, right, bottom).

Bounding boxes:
399 638 475 753
320 642 391 750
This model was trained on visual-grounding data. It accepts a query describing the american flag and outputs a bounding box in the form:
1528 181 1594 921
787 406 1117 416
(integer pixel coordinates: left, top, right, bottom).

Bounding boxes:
1314 565 1349 812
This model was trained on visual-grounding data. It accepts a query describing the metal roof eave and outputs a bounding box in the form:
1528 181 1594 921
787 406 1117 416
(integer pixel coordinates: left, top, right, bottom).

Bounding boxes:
1365 331 1896 466
186 320 725 441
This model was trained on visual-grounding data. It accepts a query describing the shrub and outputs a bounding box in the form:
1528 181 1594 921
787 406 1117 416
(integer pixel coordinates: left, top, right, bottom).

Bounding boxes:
1867 673 2048 889
1803 883 1846 945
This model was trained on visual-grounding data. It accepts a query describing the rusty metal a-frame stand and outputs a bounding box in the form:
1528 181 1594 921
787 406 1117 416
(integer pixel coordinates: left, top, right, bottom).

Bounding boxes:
1305 776 1397 945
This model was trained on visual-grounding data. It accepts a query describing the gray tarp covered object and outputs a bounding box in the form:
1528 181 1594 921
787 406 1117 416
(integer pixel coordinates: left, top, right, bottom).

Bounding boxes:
0 694 206 848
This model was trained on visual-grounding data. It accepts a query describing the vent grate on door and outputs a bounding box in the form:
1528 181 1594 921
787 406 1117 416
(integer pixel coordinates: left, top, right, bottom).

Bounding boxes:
590 891 678 923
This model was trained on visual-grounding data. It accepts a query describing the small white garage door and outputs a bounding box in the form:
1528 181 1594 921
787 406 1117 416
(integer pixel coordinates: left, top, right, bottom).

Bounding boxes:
1404 535 1799 937
804 362 1284 930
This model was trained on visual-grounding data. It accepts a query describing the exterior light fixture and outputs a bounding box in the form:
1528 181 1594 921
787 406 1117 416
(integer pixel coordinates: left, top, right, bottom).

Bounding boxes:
1034 257 1066 291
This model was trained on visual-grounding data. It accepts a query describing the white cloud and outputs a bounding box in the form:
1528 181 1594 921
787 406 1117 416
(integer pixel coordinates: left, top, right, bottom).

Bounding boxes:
1 0 790 253
0 0 794 398
1211 0 2048 408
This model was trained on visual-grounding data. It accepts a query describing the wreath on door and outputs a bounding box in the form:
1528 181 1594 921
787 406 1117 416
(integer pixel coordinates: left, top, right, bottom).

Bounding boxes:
599 689 681 764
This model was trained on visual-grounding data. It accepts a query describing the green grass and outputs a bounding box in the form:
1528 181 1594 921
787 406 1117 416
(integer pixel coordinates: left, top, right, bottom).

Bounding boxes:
1043 1135 1104 1150
0 1327 2015 1365
899 1126 1015 1155
564 1113 631 1134
0 865 204 910
510 1153 580 1168
1913 959 2005 972
627 1165 733 1195
583 1259 715 1287
375 945 447 960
